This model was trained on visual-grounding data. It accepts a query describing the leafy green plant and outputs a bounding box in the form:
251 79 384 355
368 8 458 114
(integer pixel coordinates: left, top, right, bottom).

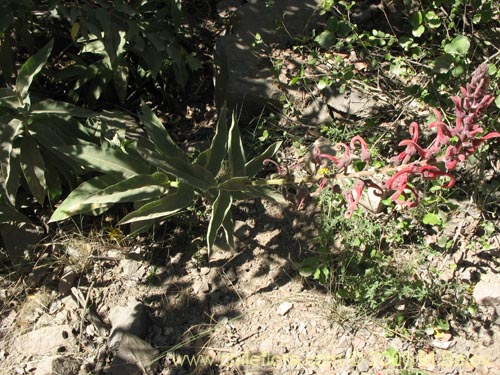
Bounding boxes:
48 106 283 254
0 40 101 221
54 0 198 104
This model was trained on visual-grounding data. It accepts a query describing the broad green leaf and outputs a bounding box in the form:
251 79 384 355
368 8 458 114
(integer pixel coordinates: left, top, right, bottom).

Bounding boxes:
55 144 150 178
137 146 214 190
44 161 62 201
227 112 246 177
315 30 336 48
221 211 234 250
410 11 423 28
30 99 96 117
245 141 282 177
49 175 119 222
0 88 21 109
433 54 454 74
2 148 21 206
422 212 441 226
16 39 54 100
232 186 287 204
412 24 425 38
139 105 186 160
207 190 233 255
218 176 250 191
128 219 158 237
118 184 195 224
299 266 315 277
0 118 22 187
444 36 470 56
20 136 47 205
83 172 170 205
195 105 228 175
425 11 441 29
0 204 31 224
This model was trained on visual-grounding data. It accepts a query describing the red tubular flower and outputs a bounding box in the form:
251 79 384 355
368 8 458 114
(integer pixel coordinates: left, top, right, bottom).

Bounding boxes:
418 165 456 188
390 185 420 207
264 159 288 176
311 178 329 197
318 152 340 166
343 180 365 218
397 139 430 159
386 167 415 190
350 135 371 163
429 110 452 148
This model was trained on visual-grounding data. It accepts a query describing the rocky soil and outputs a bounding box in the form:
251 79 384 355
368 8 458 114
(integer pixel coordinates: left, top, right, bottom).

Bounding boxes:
2 1 500 375
1 197 500 375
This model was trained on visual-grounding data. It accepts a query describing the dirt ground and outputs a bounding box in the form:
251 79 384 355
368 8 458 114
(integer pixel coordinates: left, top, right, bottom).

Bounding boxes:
1 194 500 375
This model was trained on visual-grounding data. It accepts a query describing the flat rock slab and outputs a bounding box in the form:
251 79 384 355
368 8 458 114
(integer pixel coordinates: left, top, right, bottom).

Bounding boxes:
473 280 500 307
11 325 78 356
109 333 159 375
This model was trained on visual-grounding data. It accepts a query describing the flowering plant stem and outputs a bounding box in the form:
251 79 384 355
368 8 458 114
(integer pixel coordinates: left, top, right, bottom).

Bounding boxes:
258 64 499 217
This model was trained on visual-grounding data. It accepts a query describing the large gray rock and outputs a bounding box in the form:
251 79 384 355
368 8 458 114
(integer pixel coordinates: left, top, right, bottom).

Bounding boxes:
214 0 325 120
109 333 159 375
108 299 148 348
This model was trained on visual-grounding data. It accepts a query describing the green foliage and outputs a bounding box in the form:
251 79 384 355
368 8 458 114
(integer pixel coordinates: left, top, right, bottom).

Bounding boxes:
312 0 500 110
49 106 283 254
53 0 198 103
0 41 98 217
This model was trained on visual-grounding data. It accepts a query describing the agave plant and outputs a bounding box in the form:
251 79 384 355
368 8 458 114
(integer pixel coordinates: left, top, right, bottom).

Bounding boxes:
49 105 283 254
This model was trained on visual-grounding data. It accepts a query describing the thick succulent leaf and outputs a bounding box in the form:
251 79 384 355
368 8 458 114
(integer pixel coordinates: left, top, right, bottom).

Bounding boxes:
218 176 250 191
139 105 186 160
227 112 246 177
221 210 234 250
128 219 159 237
0 204 31 224
195 105 228 175
0 118 22 187
55 144 150 178
232 186 287 204
137 147 214 190
246 141 282 177
207 190 233 255
16 39 54 100
49 175 119 222
44 160 62 202
0 88 22 110
118 184 195 224
30 99 96 118
83 172 170 205
20 136 47 205
2 148 22 206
